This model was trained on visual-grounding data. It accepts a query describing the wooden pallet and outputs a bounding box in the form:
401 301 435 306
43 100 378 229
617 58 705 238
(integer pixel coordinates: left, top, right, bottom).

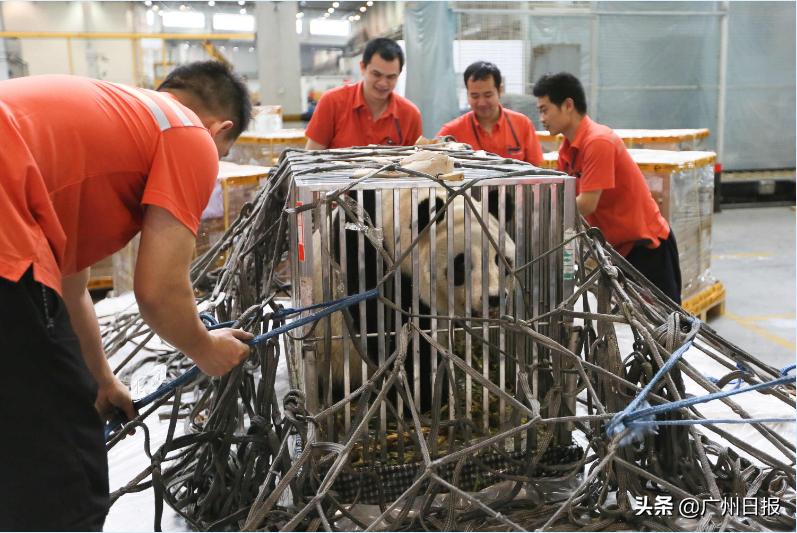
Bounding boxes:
682 281 726 321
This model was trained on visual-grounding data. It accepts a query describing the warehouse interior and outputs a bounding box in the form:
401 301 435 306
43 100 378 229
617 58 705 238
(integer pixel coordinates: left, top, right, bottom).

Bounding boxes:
1 1 795 531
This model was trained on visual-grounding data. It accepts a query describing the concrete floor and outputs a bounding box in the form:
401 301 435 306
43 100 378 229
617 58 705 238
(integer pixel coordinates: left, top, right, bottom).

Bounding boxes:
707 206 796 370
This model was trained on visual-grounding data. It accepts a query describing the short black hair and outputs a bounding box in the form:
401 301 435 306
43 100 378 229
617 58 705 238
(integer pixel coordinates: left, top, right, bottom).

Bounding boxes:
158 60 252 138
532 72 588 115
463 61 502 90
362 38 404 71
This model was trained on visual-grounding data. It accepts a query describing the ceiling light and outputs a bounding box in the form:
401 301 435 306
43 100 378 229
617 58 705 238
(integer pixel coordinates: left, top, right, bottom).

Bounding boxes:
323 12 330 17
332 1 339 6
296 11 304 18
347 15 353 21
327 7 334 13
144 0 152 6
354 14 360 20
233 46 239 52
238 0 245 5
239 7 246 14
208 0 215 5
359 6 366 12
367 0 373 5
152 4 159 11
248 46 255 52
179 4 187 11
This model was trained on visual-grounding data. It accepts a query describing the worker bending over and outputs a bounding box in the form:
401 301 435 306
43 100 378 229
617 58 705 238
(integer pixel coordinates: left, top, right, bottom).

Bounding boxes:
0 61 253 530
533 72 681 303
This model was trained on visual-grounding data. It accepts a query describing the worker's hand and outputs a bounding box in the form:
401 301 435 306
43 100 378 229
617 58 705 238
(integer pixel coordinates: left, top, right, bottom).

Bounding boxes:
192 328 254 377
95 373 137 423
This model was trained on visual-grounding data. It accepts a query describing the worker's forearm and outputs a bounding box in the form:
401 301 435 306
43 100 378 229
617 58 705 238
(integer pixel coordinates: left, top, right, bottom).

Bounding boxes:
576 190 601 217
305 138 327 150
136 275 213 363
62 285 115 385
576 195 593 216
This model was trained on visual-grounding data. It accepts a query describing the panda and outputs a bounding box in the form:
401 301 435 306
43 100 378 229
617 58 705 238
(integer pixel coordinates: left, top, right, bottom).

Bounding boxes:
310 184 516 415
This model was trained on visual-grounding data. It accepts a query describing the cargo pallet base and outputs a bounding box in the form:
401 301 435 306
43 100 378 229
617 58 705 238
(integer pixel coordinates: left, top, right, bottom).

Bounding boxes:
87 276 113 291
682 281 726 321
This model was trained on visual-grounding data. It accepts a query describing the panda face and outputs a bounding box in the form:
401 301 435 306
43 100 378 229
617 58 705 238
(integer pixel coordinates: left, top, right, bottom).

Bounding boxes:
381 187 516 318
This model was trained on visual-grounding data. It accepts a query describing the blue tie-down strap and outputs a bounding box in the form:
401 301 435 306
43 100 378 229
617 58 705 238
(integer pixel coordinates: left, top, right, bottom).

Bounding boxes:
104 288 379 441
608 373 796 447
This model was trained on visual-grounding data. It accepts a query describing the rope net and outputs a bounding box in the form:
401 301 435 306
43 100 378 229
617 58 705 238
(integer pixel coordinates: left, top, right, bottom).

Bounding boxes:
103 145 795 531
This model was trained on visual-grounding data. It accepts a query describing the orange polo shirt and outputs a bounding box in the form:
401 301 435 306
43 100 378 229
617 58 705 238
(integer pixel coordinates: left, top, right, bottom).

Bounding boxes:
305 81 423 148
558 115 669 256
0 75 218 295
437 107 543 165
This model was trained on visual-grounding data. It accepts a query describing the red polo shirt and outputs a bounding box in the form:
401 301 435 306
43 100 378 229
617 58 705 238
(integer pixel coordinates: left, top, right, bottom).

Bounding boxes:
305 81 423 148
558 115 669 256
0 75 218 295
437 107 543 165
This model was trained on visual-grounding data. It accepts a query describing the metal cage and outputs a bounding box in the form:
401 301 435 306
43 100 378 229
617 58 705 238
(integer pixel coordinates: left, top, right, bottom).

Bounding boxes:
287 147 577 471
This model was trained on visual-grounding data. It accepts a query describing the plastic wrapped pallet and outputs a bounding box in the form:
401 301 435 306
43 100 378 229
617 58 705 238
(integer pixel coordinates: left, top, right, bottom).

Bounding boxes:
226 128 307 166
630 150 716 298
538 149 716 299
697 158 716 289
536 131 563 153
110 162 271 296
196 161 272 257
535 128 710 154
251 104 283 132
614 128 710 151
88 255 114 291
542 151 559 170
111 234 139 296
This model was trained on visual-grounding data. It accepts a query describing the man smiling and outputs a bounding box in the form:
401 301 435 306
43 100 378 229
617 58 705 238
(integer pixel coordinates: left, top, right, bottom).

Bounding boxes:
438 61 542 165
305 38 422 149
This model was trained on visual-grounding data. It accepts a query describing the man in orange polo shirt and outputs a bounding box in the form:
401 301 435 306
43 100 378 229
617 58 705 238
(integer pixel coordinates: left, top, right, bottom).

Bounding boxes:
438 61 543 165
533 72 681 303
305 38 422 149
0 62 253 530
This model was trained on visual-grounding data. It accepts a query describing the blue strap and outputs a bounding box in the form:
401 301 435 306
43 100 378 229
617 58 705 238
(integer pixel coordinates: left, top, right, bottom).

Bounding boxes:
104 288 379 441
245 288 379 347
706 361 749 390
781 363 796 376
630 416 795 427
606 317 702 445
624 374 796 423
610 370 795 447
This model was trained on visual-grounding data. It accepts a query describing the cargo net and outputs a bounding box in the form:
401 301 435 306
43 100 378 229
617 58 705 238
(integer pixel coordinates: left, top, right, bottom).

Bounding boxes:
104 145 796 531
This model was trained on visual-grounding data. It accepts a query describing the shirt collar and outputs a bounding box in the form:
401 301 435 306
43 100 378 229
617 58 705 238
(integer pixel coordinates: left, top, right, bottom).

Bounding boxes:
568 114 593 151
472 106 505 133
354 81 398 118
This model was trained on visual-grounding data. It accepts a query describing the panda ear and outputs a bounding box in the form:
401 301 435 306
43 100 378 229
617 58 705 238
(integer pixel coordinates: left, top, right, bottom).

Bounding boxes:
416 196 446 233
487 189 515 225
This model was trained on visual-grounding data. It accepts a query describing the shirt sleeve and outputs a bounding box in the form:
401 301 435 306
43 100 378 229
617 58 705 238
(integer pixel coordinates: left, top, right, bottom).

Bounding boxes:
305 91 336 147
141 127 219 235
437 121 454 138
579 138 616 193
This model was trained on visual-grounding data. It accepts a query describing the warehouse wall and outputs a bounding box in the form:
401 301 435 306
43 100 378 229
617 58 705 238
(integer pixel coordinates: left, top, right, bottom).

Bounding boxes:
454 1 796 171
724 2 795 170
362 1 405 40
1 1 137 84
